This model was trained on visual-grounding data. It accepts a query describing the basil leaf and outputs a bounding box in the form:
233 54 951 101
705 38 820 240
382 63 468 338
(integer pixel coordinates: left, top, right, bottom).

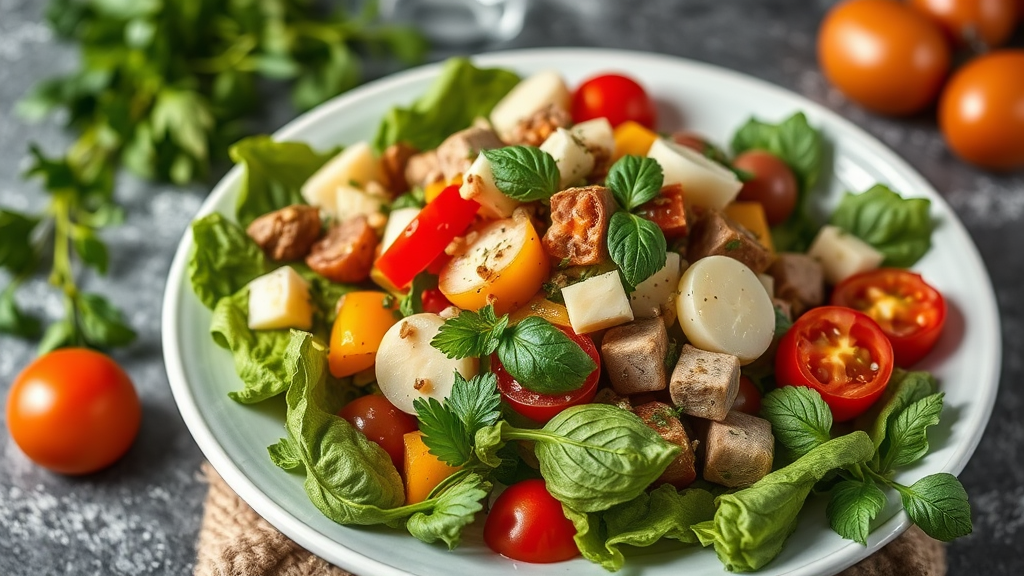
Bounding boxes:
761 386 833 458
861 369 937 453
0 209 40 275
692 431 875 572
606 155 664 210
188 213 266 309
482 146 560 201
881 393 944 471
607 211 667 288
826 479 887 545
430 304 508 359
72 227 109 274
829 184 934 267
0 287 42 339
77 292 136 348
496 316 596 394
896 473 972 542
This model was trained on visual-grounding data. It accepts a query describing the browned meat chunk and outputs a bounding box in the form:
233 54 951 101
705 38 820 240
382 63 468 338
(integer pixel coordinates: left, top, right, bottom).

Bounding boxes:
633 401 698 489
380 143 417 195
600 318 669 395
686 210 772 273
703 410 774 488
542 185 616 266
506 104 572 147
405 150 443 190
305 216 378 283
436 126 504 181
669 344 740 422
246 205 322 261
769 253 825 317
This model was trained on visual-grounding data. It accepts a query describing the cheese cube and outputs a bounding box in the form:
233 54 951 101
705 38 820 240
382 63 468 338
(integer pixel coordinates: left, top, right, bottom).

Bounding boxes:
490 70 571 142
460 153 520 219
561 270 634 334
630 251 683 325
807 225 885 285
301 142 381 217
571 118 615 159
540 127 595 189
647 139 742 210
247 266 314 331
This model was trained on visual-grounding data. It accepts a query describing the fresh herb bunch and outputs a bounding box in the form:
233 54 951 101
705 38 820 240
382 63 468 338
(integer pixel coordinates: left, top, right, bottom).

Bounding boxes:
0 0 426 352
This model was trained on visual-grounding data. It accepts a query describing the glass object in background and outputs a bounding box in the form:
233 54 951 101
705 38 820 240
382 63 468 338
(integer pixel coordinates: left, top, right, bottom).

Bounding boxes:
380 0 529 46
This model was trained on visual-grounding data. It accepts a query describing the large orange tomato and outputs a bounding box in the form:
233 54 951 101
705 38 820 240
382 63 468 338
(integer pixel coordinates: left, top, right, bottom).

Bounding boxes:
939 50 1024 171
910 0 1017 49
6 349 141 475
818 0 951 115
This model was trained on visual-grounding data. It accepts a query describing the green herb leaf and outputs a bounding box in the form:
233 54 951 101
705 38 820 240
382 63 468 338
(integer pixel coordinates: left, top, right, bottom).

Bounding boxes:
761 386 833 458
607 211 667 288
482 146 561 201
399 273 438 318
774 305 793 338
826 479 887 545
414 396 472 467
606 155 664 210
405 472 492 550
188 213 266 309
882 393 944 471
38 319 75 355
77 292 136 348
447 372 501 434
72 228 109 274
896 473 972 542
829 184 934 268
0 210 40 275
268 438 303 471
496 316 596 394
430 304 508 359
861 369 937 453
0 287 42 339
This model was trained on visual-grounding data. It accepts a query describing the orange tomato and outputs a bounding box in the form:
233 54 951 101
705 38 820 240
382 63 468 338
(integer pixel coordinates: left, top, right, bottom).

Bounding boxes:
328 291 399 378
403 430 460 504
909 0 1017 49
818 0 951 115
939 50 1024 171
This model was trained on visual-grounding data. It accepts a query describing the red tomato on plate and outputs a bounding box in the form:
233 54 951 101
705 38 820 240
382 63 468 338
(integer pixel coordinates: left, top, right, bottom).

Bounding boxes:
338 394 419 472
775 306 894 422
572 73 656 129
484 479 580 563
732 375 763 415
831 269 946 367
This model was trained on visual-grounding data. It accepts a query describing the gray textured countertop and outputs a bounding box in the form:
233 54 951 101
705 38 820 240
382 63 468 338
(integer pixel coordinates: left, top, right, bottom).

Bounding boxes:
1 0 1022 574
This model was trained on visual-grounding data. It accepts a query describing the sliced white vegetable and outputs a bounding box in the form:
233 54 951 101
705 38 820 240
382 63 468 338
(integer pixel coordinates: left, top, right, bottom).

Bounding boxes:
647 138 742 211
571 118 615 158
757 273 775 299
301 142 382 217
490 70 571 142
562 270 634 334
247 266 314 331
375 313 479 414
334 184 384 223
380 207 420 252
630 251 683 325
459 153 521 219
807 225 885 285
540 127 595 189
676 255 775 365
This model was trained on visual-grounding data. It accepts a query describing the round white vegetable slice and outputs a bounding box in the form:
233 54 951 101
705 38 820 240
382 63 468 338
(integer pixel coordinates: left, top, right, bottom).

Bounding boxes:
676 255 775 364
375 313 479 414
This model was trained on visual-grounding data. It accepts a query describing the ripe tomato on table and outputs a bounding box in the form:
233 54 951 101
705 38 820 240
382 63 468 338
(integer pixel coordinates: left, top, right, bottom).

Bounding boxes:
831 269 946 367
909 0 1018 49
775 306 894 422
484 479 580 563
572 73 656 129
338 394 418 473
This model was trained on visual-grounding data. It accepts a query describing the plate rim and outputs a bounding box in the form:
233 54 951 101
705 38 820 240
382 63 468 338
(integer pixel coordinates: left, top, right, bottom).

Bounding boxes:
161 47 1002 576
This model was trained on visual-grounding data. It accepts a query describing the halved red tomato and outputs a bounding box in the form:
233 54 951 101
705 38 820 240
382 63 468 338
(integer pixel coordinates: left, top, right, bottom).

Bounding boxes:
776 306 894 422
493 326 600 424
831 269 946 367
635 184 688 238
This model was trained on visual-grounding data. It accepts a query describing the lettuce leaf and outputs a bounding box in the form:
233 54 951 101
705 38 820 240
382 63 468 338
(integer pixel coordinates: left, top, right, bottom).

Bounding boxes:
372 57 520 153
188 213 266 309
829 184 934 267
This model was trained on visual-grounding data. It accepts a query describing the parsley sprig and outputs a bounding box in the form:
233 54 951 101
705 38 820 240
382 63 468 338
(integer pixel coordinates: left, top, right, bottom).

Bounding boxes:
414 372 502 467
604 155 668 288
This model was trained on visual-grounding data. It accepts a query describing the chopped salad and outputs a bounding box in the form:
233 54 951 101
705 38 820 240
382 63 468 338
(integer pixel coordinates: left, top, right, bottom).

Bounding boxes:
187 57 971 572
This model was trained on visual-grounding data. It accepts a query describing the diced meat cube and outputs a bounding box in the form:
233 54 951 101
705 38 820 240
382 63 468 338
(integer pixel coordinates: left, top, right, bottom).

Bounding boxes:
633 401 698 489
380 143 417 195
436 126 504 182
505 104 572 147
404 150 443 190
669 344 740 421
686 210 772 273
769 253 825 317
305 215 378 283
703 410 774 488
593 387 633 411
543 185 616 266
601 318 669 395
246 205 322 261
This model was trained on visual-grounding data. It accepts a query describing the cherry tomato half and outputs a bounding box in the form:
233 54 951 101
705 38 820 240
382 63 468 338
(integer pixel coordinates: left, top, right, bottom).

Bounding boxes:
732 375 763 415
338 394 419 473
910 0 1017 49
635 184 688 238
484 479 580 564
732 150 799 226
6 349 141 475
572 73 656 129
776 306 894 422
831 269 946 367
493 326 600 424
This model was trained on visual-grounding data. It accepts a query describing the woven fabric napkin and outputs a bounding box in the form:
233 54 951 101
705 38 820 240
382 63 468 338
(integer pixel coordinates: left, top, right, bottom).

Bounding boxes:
193 462 946 576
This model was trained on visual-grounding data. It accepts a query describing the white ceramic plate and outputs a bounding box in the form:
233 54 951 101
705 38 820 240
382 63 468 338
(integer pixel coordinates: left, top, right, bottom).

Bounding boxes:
162 49 1001 576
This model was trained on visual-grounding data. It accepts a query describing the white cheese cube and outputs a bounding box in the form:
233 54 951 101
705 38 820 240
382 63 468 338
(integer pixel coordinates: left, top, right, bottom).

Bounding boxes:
247 266 314 331
490 70 571 142
562 270 634 334
381 207 420 253
647 138 742 210
460 153 521 219
630 252 683 325
335 184 384 223
757 273 775 299
301 142 382 217
540 127 595 189
571 118 615 158
807 225 885 285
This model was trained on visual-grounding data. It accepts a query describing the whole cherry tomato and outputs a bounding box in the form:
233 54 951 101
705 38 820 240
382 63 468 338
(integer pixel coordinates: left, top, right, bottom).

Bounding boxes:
909 0 1017 49
732 150 799 225
939 50 1024 171
775 306 894 422
572 73 656 129
493 326 600 424
831 269 946 367
484 479 580 564
6 349 141 475
818 0 950 115
338 394 418 472
732 375 763 415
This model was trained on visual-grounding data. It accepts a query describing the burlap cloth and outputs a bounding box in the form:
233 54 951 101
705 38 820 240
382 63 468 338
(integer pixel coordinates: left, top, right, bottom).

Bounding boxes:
193 462 946 576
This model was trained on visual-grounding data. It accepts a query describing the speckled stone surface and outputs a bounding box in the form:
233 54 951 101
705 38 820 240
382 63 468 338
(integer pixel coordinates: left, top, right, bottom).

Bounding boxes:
1 0 1021 575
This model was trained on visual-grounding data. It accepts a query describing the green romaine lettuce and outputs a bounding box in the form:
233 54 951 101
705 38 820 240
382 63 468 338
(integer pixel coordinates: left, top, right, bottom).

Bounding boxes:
829 184 934 267
188 213 266 309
